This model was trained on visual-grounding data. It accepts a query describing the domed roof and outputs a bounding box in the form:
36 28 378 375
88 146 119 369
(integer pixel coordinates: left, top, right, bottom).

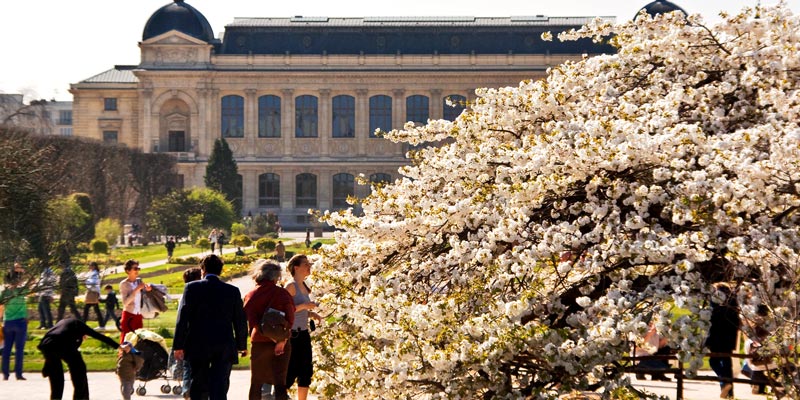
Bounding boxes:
142 0 215 42
638 1 687 18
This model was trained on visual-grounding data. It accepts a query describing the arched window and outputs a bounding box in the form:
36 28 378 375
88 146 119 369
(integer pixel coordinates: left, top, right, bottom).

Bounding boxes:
258 173 280 207
295 95 318 137
406 95 429 126
332 173 355 209
221 95 244 137
369 95 392 138
443 94 466 121
258 95 281 137
369 173 392 185
296 173 317 208
332 95 355 138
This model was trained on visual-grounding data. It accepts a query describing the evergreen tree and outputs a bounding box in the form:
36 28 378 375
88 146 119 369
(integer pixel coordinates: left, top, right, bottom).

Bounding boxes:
205 138 241 215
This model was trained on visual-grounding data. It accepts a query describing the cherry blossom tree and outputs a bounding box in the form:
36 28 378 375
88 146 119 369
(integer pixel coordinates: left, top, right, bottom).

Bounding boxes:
313 4 800 398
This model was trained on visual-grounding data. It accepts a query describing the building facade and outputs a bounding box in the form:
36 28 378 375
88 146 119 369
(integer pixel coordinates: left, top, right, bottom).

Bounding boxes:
70 0 620 229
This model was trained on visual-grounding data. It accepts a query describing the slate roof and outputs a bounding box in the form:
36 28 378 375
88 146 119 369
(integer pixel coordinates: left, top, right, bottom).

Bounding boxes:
80 66 139 84
227 16 614 28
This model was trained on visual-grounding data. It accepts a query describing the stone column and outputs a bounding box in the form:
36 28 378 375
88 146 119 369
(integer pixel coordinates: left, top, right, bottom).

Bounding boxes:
140 87 153 153
281 89 294 157
319 89 331 156
317 169 331 210
242 169 257 215
245 89 257 157
392 89 405 131
355 88 368 156
430 88 443 120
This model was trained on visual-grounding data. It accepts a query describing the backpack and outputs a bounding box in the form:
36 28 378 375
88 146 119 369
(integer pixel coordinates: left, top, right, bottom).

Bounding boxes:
260 308 290 342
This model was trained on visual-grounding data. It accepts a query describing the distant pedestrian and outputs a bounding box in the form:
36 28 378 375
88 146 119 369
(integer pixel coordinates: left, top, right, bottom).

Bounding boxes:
38 318 123 400
217 231 226 255
706 282 740 399
117 341 144 400
57 264 81 321
275 241 286 262
208 229 219 254
2 263 28 380
103 284 121 331
304 229 311 248
166 237 177 260
37 265 56 329
82 261 105 327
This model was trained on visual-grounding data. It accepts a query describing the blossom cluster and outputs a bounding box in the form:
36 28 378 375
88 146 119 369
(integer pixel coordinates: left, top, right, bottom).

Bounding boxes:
311 4 800 399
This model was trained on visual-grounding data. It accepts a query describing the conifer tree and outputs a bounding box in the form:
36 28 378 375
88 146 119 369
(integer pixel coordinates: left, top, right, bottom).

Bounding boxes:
205 138 241 215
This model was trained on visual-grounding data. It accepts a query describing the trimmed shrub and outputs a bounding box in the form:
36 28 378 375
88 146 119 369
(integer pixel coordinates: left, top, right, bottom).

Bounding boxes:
195 237 210 251
231 234 252 248
256 238 276 254
89 239 109 254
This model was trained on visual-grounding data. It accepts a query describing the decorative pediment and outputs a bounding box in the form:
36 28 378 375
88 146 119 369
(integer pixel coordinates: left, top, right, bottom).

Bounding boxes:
139 31 212 67
141 30 210 46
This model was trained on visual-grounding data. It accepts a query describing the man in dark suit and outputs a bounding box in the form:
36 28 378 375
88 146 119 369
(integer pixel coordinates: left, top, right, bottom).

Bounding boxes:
38 318 126 400
174 254 248 400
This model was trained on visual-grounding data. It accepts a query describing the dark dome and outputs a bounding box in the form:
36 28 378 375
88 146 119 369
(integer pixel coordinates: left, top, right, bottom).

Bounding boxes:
638 1 687 18
143 0 215 42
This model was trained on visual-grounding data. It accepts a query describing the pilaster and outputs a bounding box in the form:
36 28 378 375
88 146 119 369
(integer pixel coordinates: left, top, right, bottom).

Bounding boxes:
319 88 331 156
245 89 257 157
355 88 368 156
281 89 294 157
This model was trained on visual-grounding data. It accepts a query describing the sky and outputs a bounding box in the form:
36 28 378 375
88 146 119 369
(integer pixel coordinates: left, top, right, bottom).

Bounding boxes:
1 0 797 101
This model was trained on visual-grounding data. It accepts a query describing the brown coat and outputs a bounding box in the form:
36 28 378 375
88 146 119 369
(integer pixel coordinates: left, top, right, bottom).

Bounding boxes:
116 351 144 380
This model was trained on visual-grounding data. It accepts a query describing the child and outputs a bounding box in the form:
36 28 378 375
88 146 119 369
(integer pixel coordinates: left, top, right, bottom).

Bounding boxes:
117 341 143 400
103 284 121 331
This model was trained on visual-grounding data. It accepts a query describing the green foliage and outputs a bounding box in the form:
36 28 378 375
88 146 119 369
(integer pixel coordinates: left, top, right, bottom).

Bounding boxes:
69 193 94 242
231 222 246 236
89 239 109 254
147 190 192 237
148 188 236 240
205 138 241 215
94 218 122 246
156 326 173 339
231 234 252 248
188 188 236 230
256 238 276 254
195 238 210 251
250 213 277 236
47 195 90 240
188 214 204 242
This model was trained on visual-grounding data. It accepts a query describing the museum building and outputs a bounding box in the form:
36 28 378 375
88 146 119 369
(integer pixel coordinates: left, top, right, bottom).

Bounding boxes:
69 0 681 228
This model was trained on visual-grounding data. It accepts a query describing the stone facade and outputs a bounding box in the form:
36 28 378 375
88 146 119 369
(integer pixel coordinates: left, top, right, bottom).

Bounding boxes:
69 1 615 229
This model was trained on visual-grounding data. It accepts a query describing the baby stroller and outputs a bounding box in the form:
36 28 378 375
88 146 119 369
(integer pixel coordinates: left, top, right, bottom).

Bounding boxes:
125 329 183 396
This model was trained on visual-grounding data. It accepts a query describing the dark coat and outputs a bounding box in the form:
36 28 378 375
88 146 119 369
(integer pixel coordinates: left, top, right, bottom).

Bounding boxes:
38 318 120 353
706 301 741 352
173 275 248 363
59 267 79 298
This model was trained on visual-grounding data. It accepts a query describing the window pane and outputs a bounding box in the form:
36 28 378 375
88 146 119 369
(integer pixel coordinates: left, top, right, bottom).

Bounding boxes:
104 98 117 111
258 95 281 138
443 95 466 121
295 95 318 137
103 130 118 144
259 173 281 207
168 131 186 152
332 95 355 138
406 95 429 126
369 95 392 138
332 173 355 209
221 95 244 138
295 173 317 207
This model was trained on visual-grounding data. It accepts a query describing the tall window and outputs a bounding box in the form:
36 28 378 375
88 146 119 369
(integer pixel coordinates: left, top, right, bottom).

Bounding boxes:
258 95 281 137
295 95 318 137
258 173 280 207
58 110 72 125
221 95 244 137
443 94 466 121
332 95 355 138
104 98 117 111
296 173 317 208
332 173 355 209
168 131 186 152
369 95 392 138
103 130 118 144
406 95 429 126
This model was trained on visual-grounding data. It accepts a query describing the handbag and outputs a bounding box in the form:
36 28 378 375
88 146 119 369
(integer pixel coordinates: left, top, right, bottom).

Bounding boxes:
85 290 100 304
260 308 290 342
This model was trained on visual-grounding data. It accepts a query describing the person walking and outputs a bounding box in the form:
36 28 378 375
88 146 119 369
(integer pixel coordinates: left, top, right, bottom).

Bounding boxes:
174 254 248 400
37 265 56 329
243 259 295 400
57 264 81 321
2 263 28 380
285 254 322 400
165 237 177 261
177 267 203 399
82 261 105 327
208 229 219 254
706 282 741 399
102 284 121 331
119 259 151 342
275 241 286 263
117 341 144 400
38 318 125 400
216 231 226 255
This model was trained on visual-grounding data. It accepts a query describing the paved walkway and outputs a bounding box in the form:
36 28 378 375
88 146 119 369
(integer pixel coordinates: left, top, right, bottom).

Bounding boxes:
0 370 771 399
